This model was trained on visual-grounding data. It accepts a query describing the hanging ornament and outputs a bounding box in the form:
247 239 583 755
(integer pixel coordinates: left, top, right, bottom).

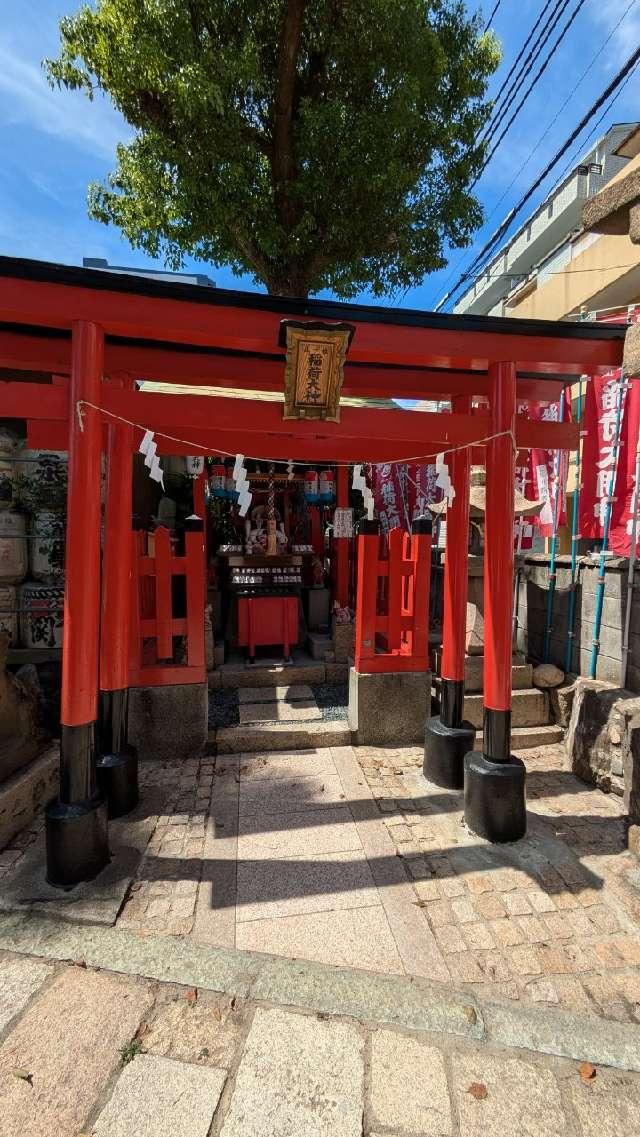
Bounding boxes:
304 469 319 503
319 469 335 503
435 452 455 506
138 430 164 490
352 464 374 519
287 459 294 481
209 463 226 498
185 455 205 478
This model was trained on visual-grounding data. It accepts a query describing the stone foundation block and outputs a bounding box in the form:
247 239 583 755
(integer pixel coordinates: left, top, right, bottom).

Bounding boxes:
0 745 58 851
348 666 431 746
333 622 355 663
128 683 208 762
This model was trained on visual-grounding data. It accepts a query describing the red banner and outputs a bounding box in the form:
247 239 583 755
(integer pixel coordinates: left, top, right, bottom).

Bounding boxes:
366 462 442 533
526 399 569 538
580 372 640 555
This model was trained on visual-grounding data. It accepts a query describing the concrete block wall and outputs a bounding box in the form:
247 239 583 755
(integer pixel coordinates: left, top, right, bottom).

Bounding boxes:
516 554 640 690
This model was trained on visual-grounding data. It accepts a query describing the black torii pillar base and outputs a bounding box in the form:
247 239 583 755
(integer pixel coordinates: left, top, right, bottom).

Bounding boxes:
463 709 526 843
424 679 475 790
96 689 139 819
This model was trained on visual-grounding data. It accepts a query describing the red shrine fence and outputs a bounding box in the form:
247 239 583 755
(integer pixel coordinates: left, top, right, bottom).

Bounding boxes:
354 522 432 673
129 525 206 687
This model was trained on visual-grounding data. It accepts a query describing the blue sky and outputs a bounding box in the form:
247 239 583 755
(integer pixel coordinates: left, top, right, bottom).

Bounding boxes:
1 0 639 311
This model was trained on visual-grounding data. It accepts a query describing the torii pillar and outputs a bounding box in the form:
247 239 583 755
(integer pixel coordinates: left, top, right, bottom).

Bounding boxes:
464 361 526 842
45 321 110 887
423 396 475 787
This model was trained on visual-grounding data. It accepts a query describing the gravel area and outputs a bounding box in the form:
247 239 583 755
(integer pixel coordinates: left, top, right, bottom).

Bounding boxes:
311 683 349 721
208 688 239 728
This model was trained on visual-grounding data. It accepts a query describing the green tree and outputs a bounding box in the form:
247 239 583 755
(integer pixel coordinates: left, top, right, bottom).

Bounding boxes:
47 1 499 298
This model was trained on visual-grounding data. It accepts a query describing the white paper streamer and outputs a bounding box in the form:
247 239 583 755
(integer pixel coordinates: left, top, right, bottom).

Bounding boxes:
435 452 455 506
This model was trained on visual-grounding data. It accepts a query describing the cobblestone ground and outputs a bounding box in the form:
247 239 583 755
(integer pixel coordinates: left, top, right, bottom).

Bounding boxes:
359 743 640 1020
3 743 640 1023
1 951 640 1137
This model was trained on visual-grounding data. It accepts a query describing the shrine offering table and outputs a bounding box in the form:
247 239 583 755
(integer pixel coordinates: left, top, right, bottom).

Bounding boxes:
237 594 299 663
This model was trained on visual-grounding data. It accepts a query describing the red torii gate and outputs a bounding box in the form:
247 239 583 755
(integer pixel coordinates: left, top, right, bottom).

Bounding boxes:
0 256 623 886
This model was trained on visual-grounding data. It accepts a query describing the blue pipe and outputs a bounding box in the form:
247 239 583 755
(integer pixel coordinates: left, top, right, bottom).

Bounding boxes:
543 389 566 663
565 376 584 674
589 371 627 678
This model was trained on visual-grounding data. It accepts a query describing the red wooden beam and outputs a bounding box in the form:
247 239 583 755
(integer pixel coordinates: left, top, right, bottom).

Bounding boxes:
0 274 623 374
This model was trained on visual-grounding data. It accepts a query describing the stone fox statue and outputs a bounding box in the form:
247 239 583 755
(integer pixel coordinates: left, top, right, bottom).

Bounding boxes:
0 631 40 782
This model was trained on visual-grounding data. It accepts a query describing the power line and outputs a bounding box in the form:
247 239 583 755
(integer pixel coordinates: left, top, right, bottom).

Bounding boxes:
483 0 503 32
479 0 568 145
475 0 591 184
434 43 640 312
428 0 638 309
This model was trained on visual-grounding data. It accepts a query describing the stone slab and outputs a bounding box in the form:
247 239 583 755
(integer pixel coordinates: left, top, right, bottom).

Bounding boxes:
220 662 325 688
236 849 378 921
193 757 239 949
217 720 350 753
348 667 431 745
93 1054 226 1137
369 1029 452 1135
238 684 314 704
219 1007 364 1137
239 772 348 815
0 966 152 1137
236 906 403 973
239 748 339 782
330 745 451 984
0 747 58 851
237 805 362 860
566 1066 640 1136
128 682 208 762
141 989 242 1068
463 688 549 729
0 954 52 1034
239 700 322 724
452 1051 565 1137
0 786 162 926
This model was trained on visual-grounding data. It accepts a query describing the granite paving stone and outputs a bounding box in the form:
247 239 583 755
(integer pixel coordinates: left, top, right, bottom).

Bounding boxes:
92 1054 227 1137
453 1052 566 1136
236 849 379 921
219 1007 364 1137
566 1068 640 1136
239 700 323 724
0 954 52 1034
236 905 404 972
0 967 152 1137
237 805 363 860
369 1028 452 1135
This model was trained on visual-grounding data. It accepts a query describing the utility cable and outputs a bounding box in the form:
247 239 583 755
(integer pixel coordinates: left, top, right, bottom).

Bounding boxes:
434 43 640 311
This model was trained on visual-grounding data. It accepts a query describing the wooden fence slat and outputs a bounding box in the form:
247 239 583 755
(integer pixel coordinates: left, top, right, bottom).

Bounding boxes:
185 529 205 668
154 526 173 659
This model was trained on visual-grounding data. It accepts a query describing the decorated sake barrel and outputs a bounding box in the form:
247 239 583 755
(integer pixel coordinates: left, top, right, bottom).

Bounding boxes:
0 427 19 510
0 584 18 645
29 511 65 583
19 581 64 649
319 469 335 503
209 463 226 497
304 469 319 502
0 512 27 584
17 448 67 511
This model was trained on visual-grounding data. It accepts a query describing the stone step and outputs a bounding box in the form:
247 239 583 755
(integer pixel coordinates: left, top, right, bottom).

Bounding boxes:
475 722 565 750
432 651 532 693
239 700 323 725
307 632 332 660
219 661 326 688
238 684 315 704
214 719 351 753
462 688 550 729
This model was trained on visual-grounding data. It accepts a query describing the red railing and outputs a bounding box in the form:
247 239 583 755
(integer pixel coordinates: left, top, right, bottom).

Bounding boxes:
129 525 205 687
354 520 432 673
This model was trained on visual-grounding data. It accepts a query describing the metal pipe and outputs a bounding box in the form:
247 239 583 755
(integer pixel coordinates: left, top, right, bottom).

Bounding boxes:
589 370 627 679
543 388 566 663
621 396 640 688
565 376 585 674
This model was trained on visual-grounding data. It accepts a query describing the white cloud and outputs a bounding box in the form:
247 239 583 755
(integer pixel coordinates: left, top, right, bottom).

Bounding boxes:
0 45 129 160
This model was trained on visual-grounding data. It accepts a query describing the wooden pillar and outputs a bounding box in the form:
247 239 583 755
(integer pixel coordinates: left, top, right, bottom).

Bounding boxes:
423 396 474 788
335 464 350 609
97 374 139 818
46 321 110 887
464 362 526 842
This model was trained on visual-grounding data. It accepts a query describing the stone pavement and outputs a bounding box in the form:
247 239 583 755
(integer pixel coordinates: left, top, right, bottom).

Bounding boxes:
1 937 640 1136
3 740 640 1024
